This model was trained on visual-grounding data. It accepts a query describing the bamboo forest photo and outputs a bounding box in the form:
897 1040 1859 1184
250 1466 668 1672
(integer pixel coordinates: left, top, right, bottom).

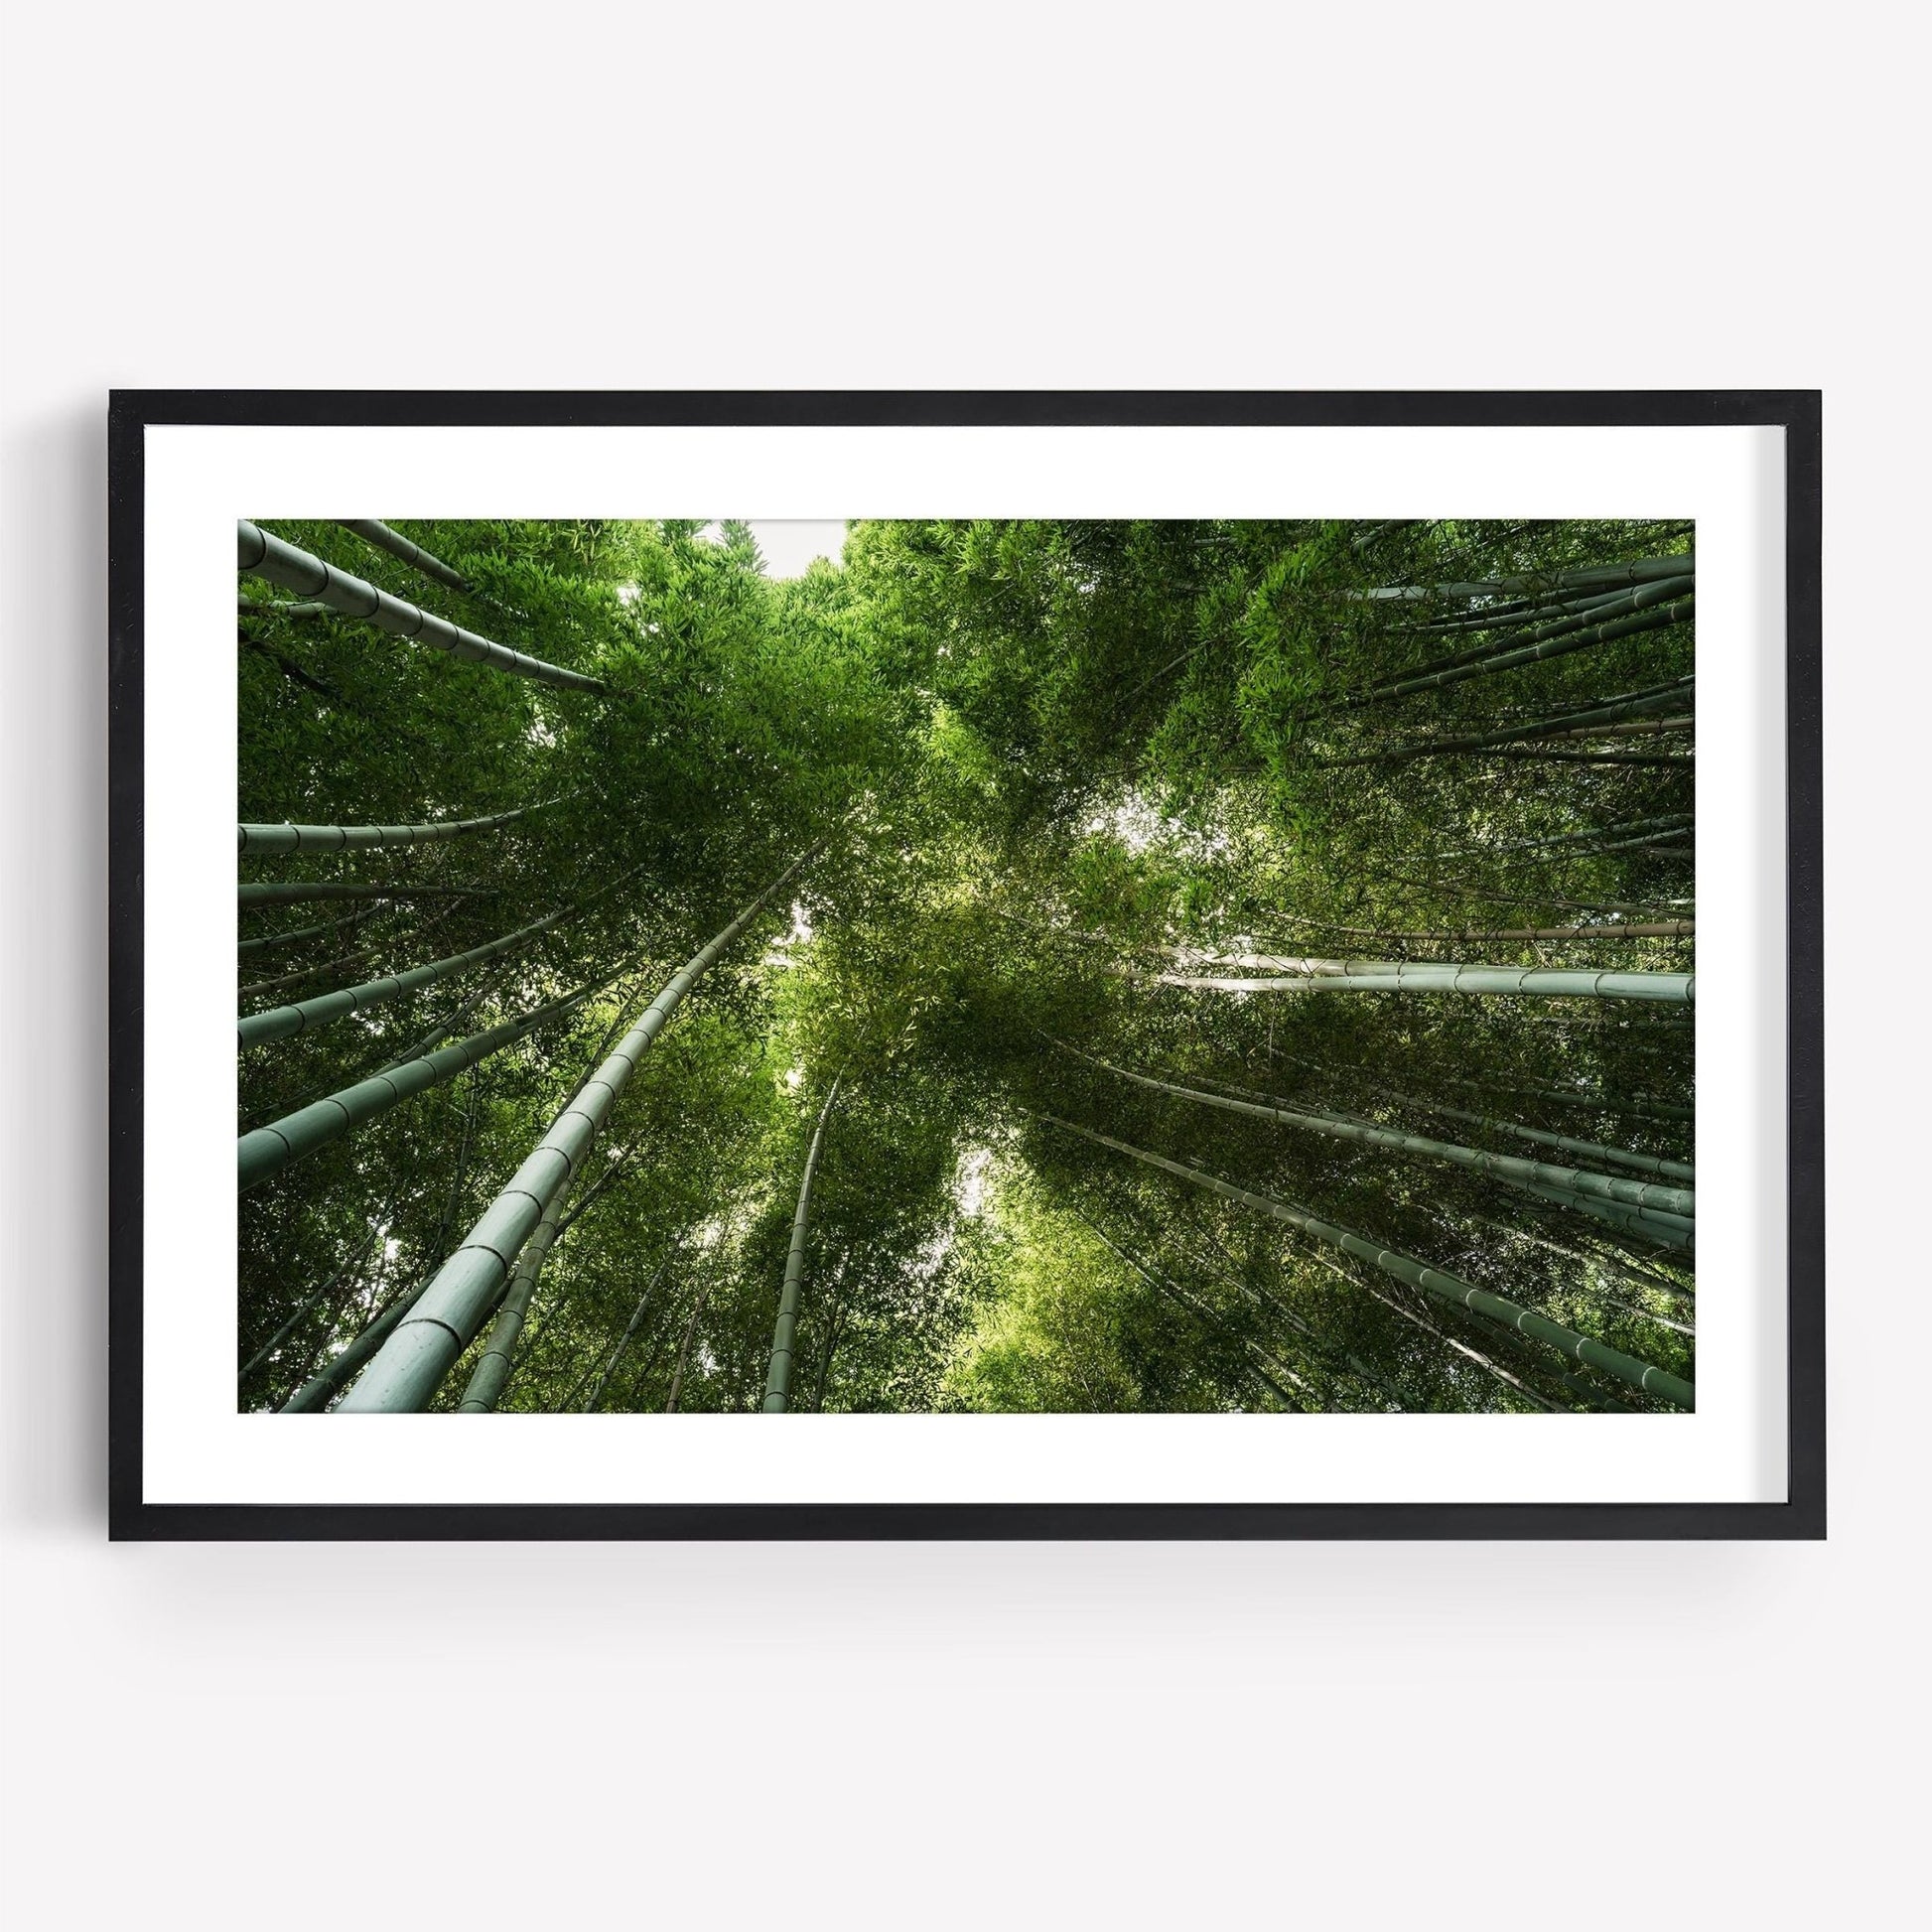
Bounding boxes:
234 516 1696 1418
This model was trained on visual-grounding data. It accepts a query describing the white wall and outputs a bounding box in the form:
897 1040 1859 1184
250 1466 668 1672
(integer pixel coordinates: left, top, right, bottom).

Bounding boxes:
2 5 1918 1924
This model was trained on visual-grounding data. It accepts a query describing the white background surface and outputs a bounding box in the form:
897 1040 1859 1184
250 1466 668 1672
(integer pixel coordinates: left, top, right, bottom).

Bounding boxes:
145 420 1782 1506
1 4 1920 1927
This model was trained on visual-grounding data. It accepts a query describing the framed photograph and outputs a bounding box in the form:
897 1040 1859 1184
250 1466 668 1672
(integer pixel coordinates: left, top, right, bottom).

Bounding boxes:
106 390 1823 1539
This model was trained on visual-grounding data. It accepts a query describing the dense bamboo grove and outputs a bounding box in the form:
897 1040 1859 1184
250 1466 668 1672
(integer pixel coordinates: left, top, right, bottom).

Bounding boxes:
237 515 1695 1416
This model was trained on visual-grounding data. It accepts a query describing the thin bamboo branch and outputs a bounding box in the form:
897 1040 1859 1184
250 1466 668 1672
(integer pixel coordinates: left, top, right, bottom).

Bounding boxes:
238 1195 395 1386
1220 1057 1693 1183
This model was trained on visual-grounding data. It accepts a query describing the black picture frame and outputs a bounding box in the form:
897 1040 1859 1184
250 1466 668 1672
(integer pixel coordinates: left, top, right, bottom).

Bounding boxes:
107 389 1824 1540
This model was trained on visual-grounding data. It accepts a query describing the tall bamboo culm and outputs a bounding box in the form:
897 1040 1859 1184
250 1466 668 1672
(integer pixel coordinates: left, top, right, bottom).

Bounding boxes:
574 1245 679 1415
1152 959 1694 1004
1070 1052 1694 1219
1039 1116 1694 1410
762 1075 844 1413
238 801 554 856
236 973 617 1189
240 881 491 908
455 1191 572 1414
336 841 828 1413
238 521 606 694
1339 582 1693 708
237 906 573 1049
338 518 472 595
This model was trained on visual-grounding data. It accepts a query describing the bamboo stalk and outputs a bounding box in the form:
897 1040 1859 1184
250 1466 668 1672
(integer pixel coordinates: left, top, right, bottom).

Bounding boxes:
1500 1174 1695 1253
240 881 492 908
762 1075 845 1413
1359 1278 1565 1411
237 972 617 1190
238 898 467 1003
1341 583 1693 708
1062 1047 1694 1218
238 941 391 1002
238 1196 394 1386
1296 1246 1564 1411
339 518 473 595
664 1278 716 1413
1469 1215 1695 1305
457 1193 578 1413
1150 956 1694 1004
237 801 556 856
336 839 829 1412
1361 1084 1693 1183
238 594 331 619
237 907 573 1049
1396 1066 1694 1125
239 899 469 998
1218 1055 1693 1183
1364 876 1693 919
279 1083 481 1413
1510 1192 1691 1273
555 1145 642 1236
1454 1304 1643 1412
1568 829 1692 859
237 903 379 956
1519 1084 1692 1124
1073 1208 1314 1411
281 1274 423 1413
574 1245 680 1415
1446 813 1691 860
238 521 606 694
1318 679 1694 766
1484 748 1693 766
1522 716 1694 744
1355 555 1694 602
370 966 516 1078
1164 1223 1404 1410
1038 1116 1693 1409
1413 585 1634 634
1250 903 1693 942
1282 919 1692 943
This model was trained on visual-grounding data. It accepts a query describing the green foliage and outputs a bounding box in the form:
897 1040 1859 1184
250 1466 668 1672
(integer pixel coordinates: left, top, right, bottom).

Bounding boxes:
238 516 1695 1416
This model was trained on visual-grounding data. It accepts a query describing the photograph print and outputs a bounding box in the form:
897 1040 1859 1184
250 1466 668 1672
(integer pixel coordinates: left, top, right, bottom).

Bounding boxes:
234 513 1697 1420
